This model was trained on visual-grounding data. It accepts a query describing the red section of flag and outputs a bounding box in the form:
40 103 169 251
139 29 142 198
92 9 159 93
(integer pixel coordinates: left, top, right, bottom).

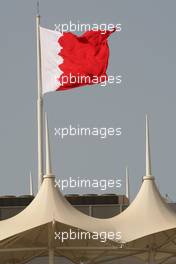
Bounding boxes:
57 29 115 91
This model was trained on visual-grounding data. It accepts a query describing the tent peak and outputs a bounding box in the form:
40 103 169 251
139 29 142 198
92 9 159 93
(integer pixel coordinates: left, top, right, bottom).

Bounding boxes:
43 174 55 179
143 115 154 181
143 175 155 180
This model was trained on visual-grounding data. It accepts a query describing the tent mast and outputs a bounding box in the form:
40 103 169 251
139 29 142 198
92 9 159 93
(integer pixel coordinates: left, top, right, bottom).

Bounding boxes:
29 172 33 196
125 167 130 202
145 115 152 176
45 113 52 175
36 1 44 190
45 114 55 264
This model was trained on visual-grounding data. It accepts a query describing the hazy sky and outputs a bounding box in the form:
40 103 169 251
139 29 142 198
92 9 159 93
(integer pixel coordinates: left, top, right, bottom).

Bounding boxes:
0 0 176 201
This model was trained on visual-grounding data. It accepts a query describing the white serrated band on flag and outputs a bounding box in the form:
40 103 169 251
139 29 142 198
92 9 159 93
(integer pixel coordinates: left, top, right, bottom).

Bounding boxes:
40 27 63 94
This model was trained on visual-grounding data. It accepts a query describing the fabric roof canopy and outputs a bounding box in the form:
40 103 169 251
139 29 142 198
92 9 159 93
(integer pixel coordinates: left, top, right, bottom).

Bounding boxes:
99 117 176 264
0 115 116 264
0 116 176 264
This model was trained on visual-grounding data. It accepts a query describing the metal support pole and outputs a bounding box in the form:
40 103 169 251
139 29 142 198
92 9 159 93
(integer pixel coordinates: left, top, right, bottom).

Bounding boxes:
49 248 54 264
148 250 155 264
48 223 55 264
36 8 44 190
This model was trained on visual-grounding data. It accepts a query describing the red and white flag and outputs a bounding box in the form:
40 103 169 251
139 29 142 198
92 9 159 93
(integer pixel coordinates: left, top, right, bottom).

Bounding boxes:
40 27 115 94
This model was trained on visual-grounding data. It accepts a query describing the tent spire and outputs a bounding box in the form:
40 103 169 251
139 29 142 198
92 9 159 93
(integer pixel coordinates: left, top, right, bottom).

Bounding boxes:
144 115 154 180
36 1 44 190
37 1 40 16
29 172 33 196
125 167 130 202
44 113 54 178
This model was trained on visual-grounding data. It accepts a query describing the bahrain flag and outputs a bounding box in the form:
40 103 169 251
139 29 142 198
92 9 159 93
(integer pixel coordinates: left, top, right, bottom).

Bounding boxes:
40 27 115 94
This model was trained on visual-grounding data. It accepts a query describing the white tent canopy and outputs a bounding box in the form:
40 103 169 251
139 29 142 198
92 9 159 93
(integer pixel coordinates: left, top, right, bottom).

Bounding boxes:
0 116 176 264
0 115 119 264
101 117 176 264
88 117 176 264
108 116 176 241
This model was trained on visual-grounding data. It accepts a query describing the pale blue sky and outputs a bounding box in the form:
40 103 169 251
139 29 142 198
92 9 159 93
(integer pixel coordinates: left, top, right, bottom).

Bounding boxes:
0 0 176 201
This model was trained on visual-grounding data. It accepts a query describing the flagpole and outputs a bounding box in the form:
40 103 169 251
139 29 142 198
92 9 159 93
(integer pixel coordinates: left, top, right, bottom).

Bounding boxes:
36 2 43 190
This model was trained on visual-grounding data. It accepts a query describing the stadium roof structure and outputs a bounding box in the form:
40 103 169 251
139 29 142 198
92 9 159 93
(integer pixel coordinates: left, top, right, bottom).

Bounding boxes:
0 116 176 264
99 116 176 264
0 115 116 264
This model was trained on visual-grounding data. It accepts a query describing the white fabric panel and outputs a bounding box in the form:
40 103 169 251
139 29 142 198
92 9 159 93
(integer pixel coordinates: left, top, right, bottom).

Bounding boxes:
40 27 63 94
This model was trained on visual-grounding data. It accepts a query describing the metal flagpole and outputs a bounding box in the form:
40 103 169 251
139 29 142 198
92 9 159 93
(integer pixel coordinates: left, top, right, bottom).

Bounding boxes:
36 1 44 190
